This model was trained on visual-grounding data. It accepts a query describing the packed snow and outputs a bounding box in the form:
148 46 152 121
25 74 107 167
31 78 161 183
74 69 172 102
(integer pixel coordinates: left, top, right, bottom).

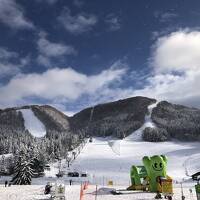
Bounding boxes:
1 138 200 200
0 183 197 200
125 101 158 141
20 109 46 137
72 137 200 185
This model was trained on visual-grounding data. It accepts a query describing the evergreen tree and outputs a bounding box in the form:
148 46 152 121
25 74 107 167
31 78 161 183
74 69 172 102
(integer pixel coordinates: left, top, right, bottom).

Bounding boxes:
12 155 34 185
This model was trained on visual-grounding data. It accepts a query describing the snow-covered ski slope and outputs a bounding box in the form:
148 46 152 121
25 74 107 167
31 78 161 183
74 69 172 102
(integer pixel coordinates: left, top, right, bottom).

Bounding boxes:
72 102 200 185
125 102 158 141
20 109 46 137
72 138 200 185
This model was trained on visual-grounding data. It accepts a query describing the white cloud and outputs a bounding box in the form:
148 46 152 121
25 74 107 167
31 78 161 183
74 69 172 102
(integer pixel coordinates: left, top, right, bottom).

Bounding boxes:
0 47 18 59
37 35 76 57
154 11 178 23
151 31 200 73
132 30 200 108
0 0 34 29
105 14 121 31
0 63 21 77
58 8 97 34
0 47 29 77
36 55 51 67
0 61 127 107
37 32 77 67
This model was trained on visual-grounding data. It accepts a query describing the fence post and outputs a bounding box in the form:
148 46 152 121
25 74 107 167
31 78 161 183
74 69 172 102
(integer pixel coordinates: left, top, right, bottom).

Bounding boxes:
80 183 84 200
95 185 98 200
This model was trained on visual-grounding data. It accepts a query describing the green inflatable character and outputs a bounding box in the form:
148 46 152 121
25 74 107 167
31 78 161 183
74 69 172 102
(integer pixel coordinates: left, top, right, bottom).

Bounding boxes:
142 155 168 192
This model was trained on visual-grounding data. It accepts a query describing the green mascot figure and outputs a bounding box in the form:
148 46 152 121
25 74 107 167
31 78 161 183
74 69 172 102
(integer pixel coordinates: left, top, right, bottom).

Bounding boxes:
142 155 168 192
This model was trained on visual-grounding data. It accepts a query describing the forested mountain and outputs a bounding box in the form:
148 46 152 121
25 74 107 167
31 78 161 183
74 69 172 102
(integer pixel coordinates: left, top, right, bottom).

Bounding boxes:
0 96 200 161
0 105 82 160
70 96 156 138
70 96 200 141
152 101 200 141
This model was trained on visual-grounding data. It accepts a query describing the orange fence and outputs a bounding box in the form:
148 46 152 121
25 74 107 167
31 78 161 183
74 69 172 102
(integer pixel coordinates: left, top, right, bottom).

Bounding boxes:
80 181 90 200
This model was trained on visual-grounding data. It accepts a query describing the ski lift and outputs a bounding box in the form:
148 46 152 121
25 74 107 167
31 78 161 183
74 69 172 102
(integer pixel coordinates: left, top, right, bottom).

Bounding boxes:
87 107 94 141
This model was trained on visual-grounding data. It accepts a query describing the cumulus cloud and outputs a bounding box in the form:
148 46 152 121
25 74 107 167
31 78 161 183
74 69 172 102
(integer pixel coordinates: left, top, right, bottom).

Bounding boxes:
0 0 34 29
37 32 77 67
58 7 97 34
133 30 200 108
151 31 200 73
37 35 76 57
0 61 127 107
105 14 121 31
0 47 29 77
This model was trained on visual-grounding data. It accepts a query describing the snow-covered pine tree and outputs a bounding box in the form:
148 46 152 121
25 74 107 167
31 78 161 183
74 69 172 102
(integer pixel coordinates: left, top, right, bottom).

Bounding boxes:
12 155 34 185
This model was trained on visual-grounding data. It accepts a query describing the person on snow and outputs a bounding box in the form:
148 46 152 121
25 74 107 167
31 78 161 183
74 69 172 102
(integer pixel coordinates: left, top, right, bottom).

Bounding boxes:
5 180 8 187
44 182 52 194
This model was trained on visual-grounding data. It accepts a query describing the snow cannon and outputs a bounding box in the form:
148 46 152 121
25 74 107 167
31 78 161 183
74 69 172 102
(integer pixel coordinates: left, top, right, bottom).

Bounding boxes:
128 155 173 195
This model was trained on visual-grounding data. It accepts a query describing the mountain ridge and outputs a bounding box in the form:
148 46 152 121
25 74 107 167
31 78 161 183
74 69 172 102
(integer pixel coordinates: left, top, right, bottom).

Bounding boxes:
1 96 200 142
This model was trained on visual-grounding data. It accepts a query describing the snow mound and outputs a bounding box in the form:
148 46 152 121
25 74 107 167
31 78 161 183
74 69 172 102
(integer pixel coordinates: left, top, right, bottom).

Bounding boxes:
20 109 46 137
125 102 158 141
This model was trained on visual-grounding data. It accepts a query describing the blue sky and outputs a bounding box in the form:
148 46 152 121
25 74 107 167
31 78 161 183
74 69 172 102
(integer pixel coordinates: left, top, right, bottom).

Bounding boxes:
0 0 200 114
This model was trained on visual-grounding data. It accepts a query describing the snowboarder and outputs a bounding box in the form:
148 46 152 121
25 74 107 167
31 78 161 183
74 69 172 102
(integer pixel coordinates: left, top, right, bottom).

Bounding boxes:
5 180 8 187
